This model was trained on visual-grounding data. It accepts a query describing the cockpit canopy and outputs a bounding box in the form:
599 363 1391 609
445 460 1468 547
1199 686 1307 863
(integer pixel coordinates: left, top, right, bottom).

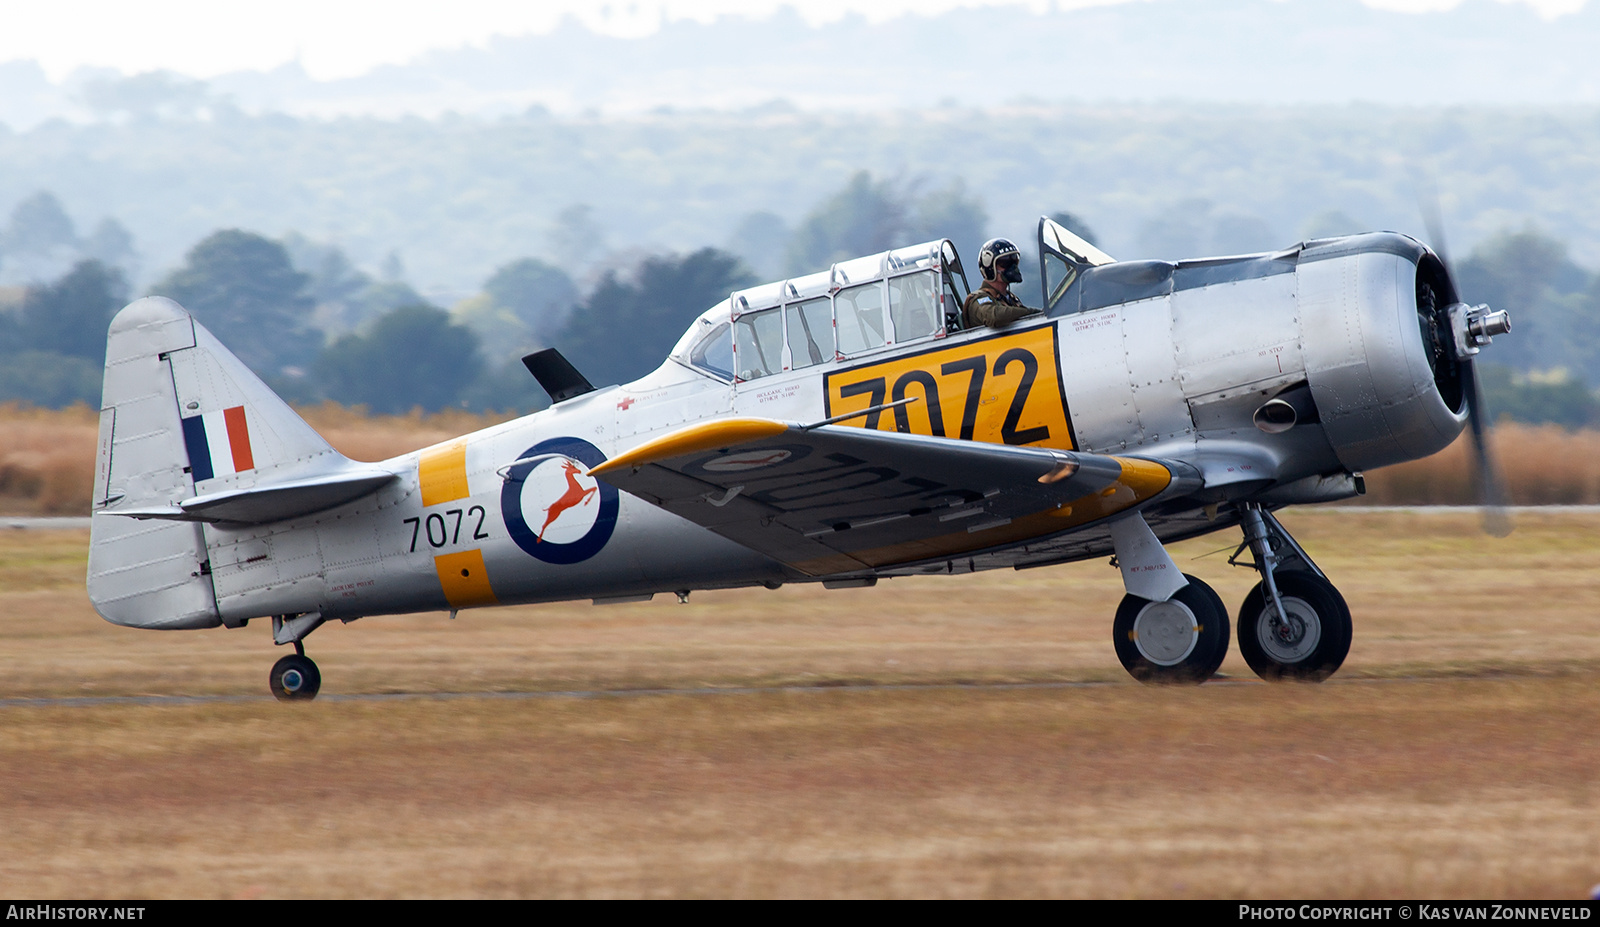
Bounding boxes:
670 239 972 382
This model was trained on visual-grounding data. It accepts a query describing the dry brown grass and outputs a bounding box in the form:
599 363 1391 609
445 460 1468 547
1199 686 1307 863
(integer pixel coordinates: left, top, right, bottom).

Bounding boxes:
0 403 100 515
2 511 1599 897
1356 422 1600 506
2 682 1596 899
3 403 1598 514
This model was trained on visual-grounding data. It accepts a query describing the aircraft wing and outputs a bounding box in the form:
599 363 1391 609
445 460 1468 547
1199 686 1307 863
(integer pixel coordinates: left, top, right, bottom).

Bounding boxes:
590 418 1197 576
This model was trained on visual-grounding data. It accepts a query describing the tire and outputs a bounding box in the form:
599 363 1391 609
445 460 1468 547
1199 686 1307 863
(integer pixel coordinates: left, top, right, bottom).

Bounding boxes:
1112 574 1231 685
1236 571 1352 682
269 653 322 701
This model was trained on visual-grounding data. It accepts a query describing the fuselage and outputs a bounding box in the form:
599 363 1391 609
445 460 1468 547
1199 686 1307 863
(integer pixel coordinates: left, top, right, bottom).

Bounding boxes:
184 232 1459 627
89 232 1469 632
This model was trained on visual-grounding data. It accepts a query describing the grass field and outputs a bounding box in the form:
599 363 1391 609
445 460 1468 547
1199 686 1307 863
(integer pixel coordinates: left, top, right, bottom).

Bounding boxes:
2 510 1599 898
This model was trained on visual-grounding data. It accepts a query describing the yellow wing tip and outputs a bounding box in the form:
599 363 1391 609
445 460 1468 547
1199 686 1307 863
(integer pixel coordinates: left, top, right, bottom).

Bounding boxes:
590 418 790 476
1108 456 1174 495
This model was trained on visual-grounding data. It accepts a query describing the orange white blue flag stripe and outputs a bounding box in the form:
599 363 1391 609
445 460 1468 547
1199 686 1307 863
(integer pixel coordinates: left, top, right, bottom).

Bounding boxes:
181 405 254 482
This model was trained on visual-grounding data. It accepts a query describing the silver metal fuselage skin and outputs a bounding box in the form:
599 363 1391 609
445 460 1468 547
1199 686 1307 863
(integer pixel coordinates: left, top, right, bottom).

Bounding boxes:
90 233 1465 631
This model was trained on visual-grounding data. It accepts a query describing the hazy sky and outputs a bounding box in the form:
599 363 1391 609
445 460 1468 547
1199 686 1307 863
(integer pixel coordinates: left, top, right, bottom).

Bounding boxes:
3 0 1587 81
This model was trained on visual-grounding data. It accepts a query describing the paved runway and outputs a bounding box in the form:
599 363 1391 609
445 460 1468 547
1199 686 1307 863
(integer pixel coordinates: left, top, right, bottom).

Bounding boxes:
2 517 93 529
12 506 1600 534
0 679 1136 709
0 673 1487 710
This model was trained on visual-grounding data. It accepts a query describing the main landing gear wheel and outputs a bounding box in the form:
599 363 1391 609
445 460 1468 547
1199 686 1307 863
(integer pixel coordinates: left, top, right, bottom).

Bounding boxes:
269 653 322 701
1113 574 1230 685
1236 571 1351 683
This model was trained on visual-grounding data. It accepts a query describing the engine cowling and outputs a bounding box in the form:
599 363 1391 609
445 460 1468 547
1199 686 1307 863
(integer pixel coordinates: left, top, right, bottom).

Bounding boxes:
1296 234 1476 474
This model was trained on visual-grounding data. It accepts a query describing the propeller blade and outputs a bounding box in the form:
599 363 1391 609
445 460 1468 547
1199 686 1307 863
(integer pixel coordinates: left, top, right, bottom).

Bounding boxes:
1460 357 1512 537
1413 168 1457 285
1418 168 1511 535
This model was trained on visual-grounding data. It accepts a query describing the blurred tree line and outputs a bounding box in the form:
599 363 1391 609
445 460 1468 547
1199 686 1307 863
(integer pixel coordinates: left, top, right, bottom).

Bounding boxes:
0 178 1596 429
1456 227 1600 429
0 172 993 413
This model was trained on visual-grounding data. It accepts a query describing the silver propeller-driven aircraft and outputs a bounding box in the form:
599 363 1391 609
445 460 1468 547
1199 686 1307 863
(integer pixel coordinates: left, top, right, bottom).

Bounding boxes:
87 218 1511 699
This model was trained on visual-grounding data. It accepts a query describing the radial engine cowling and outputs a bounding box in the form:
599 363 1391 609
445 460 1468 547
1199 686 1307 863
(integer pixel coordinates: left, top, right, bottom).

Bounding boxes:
1295 234 1479 473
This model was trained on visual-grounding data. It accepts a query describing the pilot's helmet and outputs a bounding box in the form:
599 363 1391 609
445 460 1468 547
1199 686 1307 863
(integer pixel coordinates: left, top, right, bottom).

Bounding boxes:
978 238 1023 284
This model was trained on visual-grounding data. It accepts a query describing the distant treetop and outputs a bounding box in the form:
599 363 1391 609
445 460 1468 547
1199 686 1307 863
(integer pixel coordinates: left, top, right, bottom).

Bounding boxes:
151 229 319 378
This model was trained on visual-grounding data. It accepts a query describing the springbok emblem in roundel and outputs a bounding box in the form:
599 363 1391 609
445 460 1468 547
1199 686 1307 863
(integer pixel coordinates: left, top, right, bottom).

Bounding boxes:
536 459 598 543
500 437 619 564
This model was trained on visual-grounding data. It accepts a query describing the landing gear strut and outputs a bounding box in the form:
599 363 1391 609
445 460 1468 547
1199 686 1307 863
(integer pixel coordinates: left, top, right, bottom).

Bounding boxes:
1230 504 1351 682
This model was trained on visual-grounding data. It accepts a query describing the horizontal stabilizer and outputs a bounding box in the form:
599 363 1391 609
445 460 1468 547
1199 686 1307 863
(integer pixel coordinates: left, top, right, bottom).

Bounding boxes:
106 467 398 525
523 348 596 403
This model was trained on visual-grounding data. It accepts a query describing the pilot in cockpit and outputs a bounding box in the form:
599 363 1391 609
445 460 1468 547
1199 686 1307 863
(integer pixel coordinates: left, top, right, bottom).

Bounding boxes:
963 238 1039 328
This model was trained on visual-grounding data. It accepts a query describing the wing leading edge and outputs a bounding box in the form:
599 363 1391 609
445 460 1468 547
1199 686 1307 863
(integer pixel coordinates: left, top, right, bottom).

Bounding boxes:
590 418 1198 576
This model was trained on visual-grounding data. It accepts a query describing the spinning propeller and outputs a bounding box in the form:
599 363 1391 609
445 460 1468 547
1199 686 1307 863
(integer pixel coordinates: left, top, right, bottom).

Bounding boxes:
1416 186 1514 536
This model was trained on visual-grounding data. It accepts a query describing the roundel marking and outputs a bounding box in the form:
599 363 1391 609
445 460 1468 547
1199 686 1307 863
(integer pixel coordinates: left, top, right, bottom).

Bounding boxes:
500 437 619 565
687 443 812 477
701 448 794 472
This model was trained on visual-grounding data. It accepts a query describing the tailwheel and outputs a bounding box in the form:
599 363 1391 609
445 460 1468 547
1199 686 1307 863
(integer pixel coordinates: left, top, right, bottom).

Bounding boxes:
1112 574 1230 685
1236 571 1351 682
269 653 322 701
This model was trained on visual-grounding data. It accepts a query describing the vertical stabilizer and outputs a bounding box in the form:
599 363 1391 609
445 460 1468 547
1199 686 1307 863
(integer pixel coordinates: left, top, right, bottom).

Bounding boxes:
88 297 349 629
166 319 342 488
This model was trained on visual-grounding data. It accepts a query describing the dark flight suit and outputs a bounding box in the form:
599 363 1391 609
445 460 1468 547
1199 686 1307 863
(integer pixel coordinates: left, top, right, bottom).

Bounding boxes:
962 281 1036 328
